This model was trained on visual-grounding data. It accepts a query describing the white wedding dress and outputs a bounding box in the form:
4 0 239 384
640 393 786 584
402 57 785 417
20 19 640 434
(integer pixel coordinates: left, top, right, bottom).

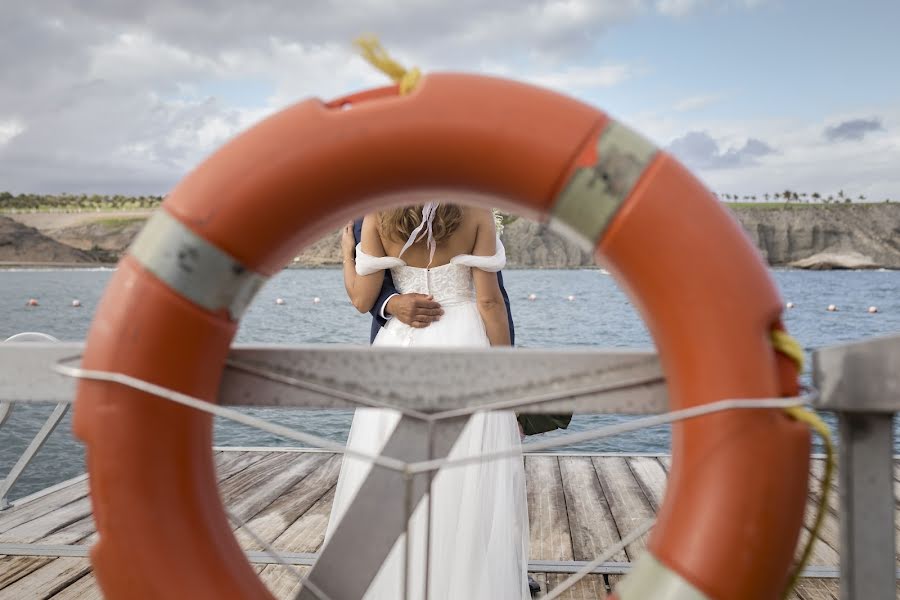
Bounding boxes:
324 236 529 600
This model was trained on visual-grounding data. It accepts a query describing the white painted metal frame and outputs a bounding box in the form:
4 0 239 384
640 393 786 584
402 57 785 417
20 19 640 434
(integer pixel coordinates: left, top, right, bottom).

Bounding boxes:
812 332 900 600
3 334 899 599
1 332 65 510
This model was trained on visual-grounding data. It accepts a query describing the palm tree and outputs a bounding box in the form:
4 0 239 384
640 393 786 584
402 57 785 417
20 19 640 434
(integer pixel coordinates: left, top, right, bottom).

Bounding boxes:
811 192 821 202
858 194 866 201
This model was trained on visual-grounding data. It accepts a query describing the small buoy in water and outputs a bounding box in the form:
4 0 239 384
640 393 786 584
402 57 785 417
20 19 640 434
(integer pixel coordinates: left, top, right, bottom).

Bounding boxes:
71 299 82 308
786 301 795 309
293 257 301 263
527 293 537 301
313 297 321 304
275 298 286 305
26 298 39 307
827 304 838 312
566 295 576 302
868 306 878 313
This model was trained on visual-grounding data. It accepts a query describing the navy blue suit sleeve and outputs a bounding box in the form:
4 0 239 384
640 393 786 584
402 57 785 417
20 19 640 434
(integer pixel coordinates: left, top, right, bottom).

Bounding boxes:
496 270 514 347
353 219 399 344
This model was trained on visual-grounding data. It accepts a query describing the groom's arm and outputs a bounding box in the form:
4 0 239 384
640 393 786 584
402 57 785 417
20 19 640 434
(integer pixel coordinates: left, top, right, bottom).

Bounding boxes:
496 271 514 347
352 219 443 329
372 277 399 329
353 219 398 328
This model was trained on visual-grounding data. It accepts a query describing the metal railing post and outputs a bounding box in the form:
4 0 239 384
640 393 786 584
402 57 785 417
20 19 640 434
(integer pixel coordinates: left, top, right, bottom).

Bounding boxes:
0 401 11 427
0 402 70 510
813 333 900 600
836 413 895 599
1 332 62 510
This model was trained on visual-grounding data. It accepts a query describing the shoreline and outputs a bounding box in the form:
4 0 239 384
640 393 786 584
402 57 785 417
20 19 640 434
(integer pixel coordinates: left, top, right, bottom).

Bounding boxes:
1 261 895 272
3 204 900 270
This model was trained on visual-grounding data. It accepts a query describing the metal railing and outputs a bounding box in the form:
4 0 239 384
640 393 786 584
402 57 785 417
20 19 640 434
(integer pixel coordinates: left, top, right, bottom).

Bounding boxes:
0 333 898 599
0 332 68 510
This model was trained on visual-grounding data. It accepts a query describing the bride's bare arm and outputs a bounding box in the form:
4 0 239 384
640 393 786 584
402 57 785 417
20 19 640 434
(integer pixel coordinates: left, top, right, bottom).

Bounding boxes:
342 215 386 313
471 209 511 346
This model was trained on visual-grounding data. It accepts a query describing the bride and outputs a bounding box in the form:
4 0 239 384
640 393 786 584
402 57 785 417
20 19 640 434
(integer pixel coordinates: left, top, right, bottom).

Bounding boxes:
325 202 529 599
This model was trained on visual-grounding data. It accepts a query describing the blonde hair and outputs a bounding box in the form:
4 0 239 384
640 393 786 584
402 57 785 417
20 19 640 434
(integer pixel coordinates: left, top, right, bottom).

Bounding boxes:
380 204 463 244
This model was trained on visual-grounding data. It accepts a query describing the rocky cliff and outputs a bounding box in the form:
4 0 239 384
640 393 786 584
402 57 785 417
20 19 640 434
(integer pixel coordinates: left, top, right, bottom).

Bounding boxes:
735 204 900 269
0 216 103 264
3 204 899 269
498 203 900 269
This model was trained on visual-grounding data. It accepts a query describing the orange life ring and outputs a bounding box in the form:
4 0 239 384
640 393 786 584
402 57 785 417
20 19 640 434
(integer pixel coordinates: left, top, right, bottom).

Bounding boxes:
74 73 810 599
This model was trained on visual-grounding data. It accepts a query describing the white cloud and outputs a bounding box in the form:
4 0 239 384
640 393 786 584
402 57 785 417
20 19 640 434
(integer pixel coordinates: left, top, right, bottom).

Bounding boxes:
520 64 635 91
0 0 892 203
673 93 724 112
641 107 900 201
667 130 774 169
656 0 708 17
0 2 648 194
0 119 25 145
655 0 769 17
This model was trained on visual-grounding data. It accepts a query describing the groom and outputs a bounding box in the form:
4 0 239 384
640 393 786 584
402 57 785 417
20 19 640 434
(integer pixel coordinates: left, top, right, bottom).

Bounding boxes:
351 219 572 439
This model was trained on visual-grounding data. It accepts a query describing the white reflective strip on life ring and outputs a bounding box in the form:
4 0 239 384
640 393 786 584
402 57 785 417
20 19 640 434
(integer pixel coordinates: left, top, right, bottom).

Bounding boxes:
616 553 710 600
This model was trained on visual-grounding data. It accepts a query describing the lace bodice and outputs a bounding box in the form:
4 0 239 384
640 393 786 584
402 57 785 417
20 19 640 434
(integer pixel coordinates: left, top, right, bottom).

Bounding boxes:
355 239 506 305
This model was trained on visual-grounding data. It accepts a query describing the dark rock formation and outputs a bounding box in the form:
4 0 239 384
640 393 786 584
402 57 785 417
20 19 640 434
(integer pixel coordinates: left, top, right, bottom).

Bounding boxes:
0 216 101 264
4 203 899 269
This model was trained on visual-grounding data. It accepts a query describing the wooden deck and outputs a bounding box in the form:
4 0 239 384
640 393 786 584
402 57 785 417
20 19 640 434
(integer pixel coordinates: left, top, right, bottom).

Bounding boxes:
0 449 896 599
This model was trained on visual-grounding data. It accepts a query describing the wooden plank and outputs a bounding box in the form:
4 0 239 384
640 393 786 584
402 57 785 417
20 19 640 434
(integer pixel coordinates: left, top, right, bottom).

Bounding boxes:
559 457 626 564
798 482 841 566
48 572 104 600
0 479 89 535
0 515 95 592
534 572 610 599
809 459 839 502
593 456 655 596
0 556 52 589
794 525 839 568
626 456 668 512
37 514 96 546
224 452 328 519
258 564 310 600
591 457 654 561
0 557 92 599
894 470 900 503
525 455 574 561
271 485 337 553
215 450 273 482
810 457 900 563
791 577 839 600
234 455 341 551
0 497 92 544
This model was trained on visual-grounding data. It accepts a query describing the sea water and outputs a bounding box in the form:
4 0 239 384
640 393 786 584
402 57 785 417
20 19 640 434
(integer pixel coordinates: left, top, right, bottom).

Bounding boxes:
1 268 898 499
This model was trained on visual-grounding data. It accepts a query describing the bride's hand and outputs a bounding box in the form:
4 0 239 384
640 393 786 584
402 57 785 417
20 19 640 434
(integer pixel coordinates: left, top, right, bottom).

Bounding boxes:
340 222 356 260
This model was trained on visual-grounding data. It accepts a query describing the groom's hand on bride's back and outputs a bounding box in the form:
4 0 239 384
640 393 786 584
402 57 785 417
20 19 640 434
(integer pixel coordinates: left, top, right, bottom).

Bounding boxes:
386 294 444 328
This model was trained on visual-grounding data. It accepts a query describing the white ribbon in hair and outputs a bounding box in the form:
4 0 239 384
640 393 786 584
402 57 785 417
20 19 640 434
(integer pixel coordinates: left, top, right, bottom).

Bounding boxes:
397 201 438 268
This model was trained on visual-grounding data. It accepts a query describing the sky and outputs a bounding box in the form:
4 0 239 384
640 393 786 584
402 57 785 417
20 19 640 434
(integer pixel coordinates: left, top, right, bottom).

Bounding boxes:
0 0 897 200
